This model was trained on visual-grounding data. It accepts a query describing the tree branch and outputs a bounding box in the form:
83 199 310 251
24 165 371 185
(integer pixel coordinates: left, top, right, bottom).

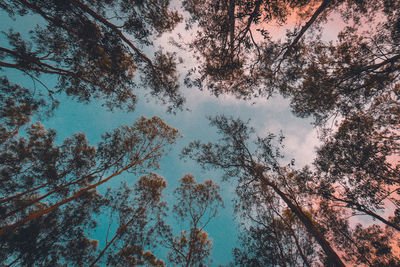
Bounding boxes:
280 0 332 60
69 0 155 69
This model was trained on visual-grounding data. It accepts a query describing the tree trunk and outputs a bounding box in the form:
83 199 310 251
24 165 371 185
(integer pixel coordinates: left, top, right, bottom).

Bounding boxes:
257 172 345 267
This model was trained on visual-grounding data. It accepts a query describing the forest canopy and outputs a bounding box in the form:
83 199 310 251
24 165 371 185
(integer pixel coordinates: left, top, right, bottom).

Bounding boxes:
0 0 399 266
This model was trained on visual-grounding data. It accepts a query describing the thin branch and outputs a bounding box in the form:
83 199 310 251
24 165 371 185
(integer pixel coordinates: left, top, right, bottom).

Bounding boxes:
69 0 154 69
0 144 162 235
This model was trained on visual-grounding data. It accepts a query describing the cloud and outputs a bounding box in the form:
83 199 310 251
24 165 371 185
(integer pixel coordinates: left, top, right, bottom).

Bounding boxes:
284 128 321 167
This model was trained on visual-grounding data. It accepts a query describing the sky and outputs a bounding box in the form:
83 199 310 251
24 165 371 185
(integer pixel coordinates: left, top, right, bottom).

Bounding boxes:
0 4 346 266
37 73 319 266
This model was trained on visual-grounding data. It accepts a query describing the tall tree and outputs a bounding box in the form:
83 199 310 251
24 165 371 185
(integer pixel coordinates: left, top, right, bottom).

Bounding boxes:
182 3 400 264
160 174 223 267
277 10 400 125
0 116 180 239
180 0 346 98
233 178 317 266
86 174 223 267
313 198 400 266
0 0 184 113
312 111 400 231
232 162 320 267
183 115 400 266
182 116 346 266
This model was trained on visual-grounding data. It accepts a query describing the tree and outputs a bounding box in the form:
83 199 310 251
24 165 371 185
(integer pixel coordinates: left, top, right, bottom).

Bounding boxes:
180 0 357 97
312 111 400 231
0 76 48 144
160 174 223 267
0 0 184 113
232 167 318 267
2 1 399 265
183 115 400 266
181 0 400 119
181 3 400 264
312 198 400 266
182 116 346 266
0 117 179 264
90 174 168 267
277 12 400 125
0 125 104 265
0 190 103 266
289 65 400 245
80 173 222 267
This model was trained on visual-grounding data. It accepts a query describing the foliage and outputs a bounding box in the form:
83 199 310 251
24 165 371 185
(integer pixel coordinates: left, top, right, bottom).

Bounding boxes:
183 115 400 266
0 116 180 265
1 0 400 266
0 76 48 143
0 0 184 113
160 174 223 267
91 174 168 267
180 2 400 264
0 112 223 266
182 0 400 118
85 174 223 267
181 0 317 98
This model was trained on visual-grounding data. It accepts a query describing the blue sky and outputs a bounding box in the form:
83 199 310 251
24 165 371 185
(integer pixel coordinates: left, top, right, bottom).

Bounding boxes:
1 7 322 266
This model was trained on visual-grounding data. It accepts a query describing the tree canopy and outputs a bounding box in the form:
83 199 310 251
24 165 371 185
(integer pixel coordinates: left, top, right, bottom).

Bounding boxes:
178 2 400 263
1 0 399 266
1 0 184 113
182 0 400 119
183 115 399 266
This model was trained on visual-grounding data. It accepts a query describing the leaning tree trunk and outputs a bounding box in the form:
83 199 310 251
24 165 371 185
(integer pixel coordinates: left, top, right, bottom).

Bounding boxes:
256 170 346 267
